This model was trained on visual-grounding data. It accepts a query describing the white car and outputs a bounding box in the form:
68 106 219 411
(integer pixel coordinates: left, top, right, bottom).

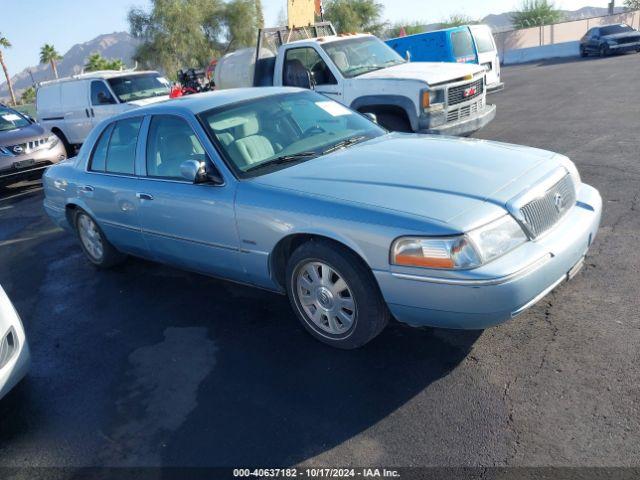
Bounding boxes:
0 285 29 400
36 70 171 154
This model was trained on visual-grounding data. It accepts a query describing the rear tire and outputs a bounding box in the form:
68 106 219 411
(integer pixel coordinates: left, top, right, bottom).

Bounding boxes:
285 239 389 349
74 209 126 268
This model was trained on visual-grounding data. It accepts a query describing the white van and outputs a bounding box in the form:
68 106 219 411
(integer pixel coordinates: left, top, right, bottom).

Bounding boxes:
36 70 171 153
468 25 503 92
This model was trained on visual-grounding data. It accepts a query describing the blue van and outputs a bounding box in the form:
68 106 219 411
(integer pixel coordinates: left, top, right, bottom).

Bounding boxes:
386 25 504 92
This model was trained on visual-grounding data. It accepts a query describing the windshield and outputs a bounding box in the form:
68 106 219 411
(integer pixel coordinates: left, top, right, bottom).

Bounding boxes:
107 74 170 102
600 24 635 36
0 107 31 132
321 37 405 78
199 91 385 177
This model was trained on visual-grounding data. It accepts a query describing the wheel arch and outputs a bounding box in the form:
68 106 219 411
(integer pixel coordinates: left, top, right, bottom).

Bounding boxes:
269 232 372 291
351 95 418 131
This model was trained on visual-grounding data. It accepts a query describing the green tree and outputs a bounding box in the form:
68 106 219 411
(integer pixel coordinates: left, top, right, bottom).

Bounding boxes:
85 53 125 72
386 22 424 39
20 86 36 104
40 44 62 79
511 0 563 29
324 0 386 36
624 0 640 8
129 0 263 76
440 14 478 28
0 32 17 106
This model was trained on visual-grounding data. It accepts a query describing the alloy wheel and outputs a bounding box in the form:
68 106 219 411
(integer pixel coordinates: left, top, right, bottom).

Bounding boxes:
78 214 104 261
294 261 357 335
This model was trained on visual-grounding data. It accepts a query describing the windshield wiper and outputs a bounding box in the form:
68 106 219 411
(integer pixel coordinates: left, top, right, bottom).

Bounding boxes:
244 151 318 173
322 135 367 155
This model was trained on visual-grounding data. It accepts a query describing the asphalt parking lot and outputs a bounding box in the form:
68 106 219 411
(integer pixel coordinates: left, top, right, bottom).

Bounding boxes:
0 53 639 473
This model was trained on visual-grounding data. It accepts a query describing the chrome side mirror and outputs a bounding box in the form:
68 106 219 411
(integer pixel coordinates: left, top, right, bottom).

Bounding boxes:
180 159 224 185
180 159 203 182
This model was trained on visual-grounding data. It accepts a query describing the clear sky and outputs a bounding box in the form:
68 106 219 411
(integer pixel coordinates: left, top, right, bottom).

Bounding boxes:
2 0 609 75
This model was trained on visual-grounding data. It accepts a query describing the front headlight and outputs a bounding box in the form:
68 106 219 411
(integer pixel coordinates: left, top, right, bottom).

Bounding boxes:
391 215 527 270
45 135 60 149
421 88 445 112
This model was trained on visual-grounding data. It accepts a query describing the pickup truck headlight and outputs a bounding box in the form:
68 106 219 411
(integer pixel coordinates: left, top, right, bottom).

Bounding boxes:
391 215 527 270
421 88 445 112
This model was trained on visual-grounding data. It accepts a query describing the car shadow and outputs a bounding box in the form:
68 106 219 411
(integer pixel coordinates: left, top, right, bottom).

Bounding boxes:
95 258 482 467
0 227 482 468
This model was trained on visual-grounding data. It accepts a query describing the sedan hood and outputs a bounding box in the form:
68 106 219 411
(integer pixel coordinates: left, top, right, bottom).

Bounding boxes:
358 61 485 86
0 123 46 146
253 134 562 227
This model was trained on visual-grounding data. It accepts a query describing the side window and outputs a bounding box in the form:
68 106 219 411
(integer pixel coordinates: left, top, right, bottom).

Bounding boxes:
105 117 143 175
89 123 115 172
451 30 475 59
284 47 336 86
91 81 116 105
146 115 206 180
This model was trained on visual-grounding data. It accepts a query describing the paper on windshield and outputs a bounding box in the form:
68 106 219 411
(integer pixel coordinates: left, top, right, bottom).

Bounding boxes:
2 114 22 122
316 101 351 117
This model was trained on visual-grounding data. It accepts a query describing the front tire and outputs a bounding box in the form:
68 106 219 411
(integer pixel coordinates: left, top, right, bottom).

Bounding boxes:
599 44 609 57
74 209 125 268
373 113 412 133
285 239 389 349
580 46 588 57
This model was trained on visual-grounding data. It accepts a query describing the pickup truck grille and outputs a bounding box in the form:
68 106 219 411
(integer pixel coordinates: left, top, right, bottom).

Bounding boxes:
519 174 576 238
448 78 484 106
447 98 485 123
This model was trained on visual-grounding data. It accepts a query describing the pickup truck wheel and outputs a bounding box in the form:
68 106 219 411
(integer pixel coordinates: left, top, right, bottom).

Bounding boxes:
74 209 126 268
373 113 412 133
286 240 389 349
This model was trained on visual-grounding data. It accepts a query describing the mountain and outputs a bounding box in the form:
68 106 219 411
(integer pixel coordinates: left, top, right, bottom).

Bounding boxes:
482 6 627 32
0 32 139 101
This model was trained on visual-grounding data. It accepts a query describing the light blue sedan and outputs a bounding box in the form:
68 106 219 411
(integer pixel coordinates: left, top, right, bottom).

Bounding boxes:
42 87 602 349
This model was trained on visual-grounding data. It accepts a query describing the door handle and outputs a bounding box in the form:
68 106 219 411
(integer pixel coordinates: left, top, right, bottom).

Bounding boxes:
85 108 91 118
79 185 94 193
91 108 95 117
136 192 154 201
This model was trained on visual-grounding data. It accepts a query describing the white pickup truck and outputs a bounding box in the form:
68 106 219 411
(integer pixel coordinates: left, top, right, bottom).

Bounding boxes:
213 24 496 136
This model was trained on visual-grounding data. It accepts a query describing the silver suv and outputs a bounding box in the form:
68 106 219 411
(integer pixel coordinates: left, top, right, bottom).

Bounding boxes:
0 103 66 188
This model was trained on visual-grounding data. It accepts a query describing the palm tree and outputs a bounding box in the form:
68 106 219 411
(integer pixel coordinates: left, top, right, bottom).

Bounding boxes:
40 44 62 79
0 33 17 106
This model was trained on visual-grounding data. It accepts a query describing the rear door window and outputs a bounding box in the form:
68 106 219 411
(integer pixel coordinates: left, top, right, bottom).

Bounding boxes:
89 123 115 171
451 30 475 59
472 29 496 54
106 118 142 175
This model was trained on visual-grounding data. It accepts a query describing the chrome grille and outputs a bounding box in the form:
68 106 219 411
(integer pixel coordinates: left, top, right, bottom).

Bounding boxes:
4 137 48 156
519 175 576 238
447 98 485 123
0 327 17 370
448 78 483 106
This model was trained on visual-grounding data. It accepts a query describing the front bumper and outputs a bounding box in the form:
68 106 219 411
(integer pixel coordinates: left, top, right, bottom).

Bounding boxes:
609 42 640 53
0 142 66 185
420 103 496 136
374 183 602 329
487 82 505 93
0 287 30 400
